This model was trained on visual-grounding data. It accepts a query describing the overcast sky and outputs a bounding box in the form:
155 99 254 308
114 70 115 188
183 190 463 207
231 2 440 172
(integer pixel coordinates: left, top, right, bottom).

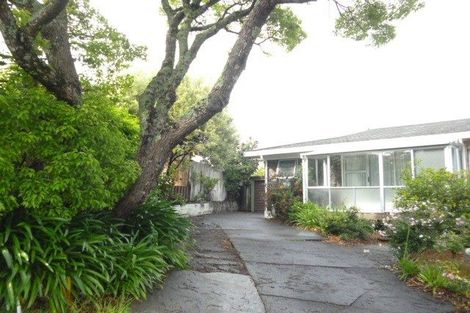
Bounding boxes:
76 1 470 147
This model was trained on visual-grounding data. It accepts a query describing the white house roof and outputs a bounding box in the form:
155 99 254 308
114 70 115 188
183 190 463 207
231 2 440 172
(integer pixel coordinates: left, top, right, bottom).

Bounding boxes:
245 118 470 158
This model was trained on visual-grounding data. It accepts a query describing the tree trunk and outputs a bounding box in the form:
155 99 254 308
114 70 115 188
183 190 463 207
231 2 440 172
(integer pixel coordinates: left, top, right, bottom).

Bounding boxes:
114 135 174 218
114 0 277 218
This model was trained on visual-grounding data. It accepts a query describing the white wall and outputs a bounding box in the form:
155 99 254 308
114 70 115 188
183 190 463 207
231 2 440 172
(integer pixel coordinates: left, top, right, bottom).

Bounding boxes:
189 161 227 202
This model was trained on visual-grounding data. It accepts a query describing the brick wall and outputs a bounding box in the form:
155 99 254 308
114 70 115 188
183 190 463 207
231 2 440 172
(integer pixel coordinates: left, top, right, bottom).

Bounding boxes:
253 179 266 212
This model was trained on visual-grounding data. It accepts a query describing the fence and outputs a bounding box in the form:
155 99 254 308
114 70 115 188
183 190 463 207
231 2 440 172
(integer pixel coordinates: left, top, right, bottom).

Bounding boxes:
171 185 191 202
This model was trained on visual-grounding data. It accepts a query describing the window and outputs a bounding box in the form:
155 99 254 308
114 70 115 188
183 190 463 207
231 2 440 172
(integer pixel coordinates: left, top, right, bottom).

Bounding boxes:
330 153 379 187
414 148 445 174
452 147 462 172
277 160 296 178
383 150 411 186
330 155 342 187
267 160 278 180
308 158 326 186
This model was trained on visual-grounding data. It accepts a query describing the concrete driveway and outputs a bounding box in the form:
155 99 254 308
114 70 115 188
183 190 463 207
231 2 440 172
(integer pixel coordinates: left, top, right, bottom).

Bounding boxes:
135 212 453 313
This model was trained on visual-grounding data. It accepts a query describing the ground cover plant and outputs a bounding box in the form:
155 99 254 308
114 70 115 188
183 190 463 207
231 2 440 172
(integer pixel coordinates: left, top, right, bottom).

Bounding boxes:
388 169 470 310
0 193 191 312
289 202 374 241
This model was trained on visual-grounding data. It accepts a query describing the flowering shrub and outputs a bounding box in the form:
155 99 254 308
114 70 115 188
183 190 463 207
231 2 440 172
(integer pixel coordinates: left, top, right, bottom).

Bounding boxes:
388 169 470 257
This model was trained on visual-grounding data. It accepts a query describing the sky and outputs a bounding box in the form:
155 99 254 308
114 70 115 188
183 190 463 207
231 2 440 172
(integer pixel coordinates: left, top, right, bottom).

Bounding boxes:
22 1 470 148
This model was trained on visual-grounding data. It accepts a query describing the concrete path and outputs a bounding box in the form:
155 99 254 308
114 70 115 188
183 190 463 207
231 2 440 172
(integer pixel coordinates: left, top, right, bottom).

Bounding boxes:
134 212 454 313
203 213 454 313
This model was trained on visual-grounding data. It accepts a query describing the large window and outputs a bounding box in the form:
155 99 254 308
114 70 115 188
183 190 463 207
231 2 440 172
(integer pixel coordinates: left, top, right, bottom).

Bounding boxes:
330 153 379 187
414 148 445 174
383 150 411 186
308 158 326 186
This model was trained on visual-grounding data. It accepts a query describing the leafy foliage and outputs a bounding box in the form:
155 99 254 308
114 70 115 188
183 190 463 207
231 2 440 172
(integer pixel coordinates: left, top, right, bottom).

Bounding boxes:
289 202 373 240
0 195 190 312
127 191 192 269
267 178 303 221
223 141 259 201
264 7 307 51
388 169 470 256
67 0 147 79
418 264 448 294
335 0 424 46
324 207 373 240
193 173 219 202
0 68 140 217
398 256 420 280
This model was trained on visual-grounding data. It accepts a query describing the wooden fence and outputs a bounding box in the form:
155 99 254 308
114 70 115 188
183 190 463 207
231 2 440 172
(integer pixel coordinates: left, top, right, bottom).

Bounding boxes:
171 185 191 202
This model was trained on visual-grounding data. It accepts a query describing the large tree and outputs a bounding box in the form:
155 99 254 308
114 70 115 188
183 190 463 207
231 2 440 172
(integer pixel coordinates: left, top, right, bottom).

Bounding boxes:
0 0 423 217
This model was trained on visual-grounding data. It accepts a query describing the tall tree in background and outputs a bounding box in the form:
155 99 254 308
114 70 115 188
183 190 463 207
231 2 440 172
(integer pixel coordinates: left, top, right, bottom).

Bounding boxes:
0 0 423 217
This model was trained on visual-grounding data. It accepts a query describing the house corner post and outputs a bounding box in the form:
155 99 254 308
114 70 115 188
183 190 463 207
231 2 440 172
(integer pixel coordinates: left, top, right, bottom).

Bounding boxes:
301 156 308 203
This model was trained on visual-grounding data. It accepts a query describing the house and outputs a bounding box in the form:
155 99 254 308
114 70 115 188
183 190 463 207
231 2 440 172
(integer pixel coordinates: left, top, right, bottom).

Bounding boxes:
245 118 470 214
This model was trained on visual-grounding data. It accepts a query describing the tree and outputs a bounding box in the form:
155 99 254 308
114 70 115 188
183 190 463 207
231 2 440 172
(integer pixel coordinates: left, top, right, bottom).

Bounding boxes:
0 0 423 218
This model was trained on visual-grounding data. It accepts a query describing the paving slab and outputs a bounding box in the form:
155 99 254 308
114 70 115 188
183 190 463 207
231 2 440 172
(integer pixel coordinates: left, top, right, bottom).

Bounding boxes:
246 262 373 306
132 271 264 313
228 237 376 268
261 295 376 313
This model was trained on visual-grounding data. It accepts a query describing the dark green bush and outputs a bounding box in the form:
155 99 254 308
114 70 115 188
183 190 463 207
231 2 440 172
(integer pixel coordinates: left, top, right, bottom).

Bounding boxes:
0 69 140 217
127 191 192 269
388 169 470 256
324 208 373 241
0 198 190 312
289 203 373 240
267 178 302 221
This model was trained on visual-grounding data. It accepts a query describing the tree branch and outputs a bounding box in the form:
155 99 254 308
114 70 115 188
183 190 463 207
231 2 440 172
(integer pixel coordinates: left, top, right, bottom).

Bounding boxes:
171 0 277 142
275 0 316 3
0 0 81 105
25 0 69 37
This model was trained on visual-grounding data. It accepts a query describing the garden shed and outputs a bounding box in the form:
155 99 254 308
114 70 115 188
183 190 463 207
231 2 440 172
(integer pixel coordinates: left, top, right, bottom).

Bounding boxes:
245 118 470 214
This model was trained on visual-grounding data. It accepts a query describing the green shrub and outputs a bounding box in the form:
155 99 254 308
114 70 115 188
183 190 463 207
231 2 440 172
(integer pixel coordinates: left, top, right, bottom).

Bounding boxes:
398 257 420 280
325 208 373 241
388 220 435 257
0 69 140 217
104 233 168 300
127 191 191 269
0 200 190 312
0 211 107 312
194 173 219 202
289 203 373 240
388 169 470 256
289 201 329 231
267 178 302 221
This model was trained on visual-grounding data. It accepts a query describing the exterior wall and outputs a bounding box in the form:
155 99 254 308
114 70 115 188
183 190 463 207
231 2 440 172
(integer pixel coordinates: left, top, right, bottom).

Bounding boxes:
253 178 266 212
173 201 238 216
189 161 227 202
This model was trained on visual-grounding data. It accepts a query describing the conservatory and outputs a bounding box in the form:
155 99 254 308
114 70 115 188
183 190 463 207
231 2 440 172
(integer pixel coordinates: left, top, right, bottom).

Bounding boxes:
245 118 470 214
302 147 457 213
